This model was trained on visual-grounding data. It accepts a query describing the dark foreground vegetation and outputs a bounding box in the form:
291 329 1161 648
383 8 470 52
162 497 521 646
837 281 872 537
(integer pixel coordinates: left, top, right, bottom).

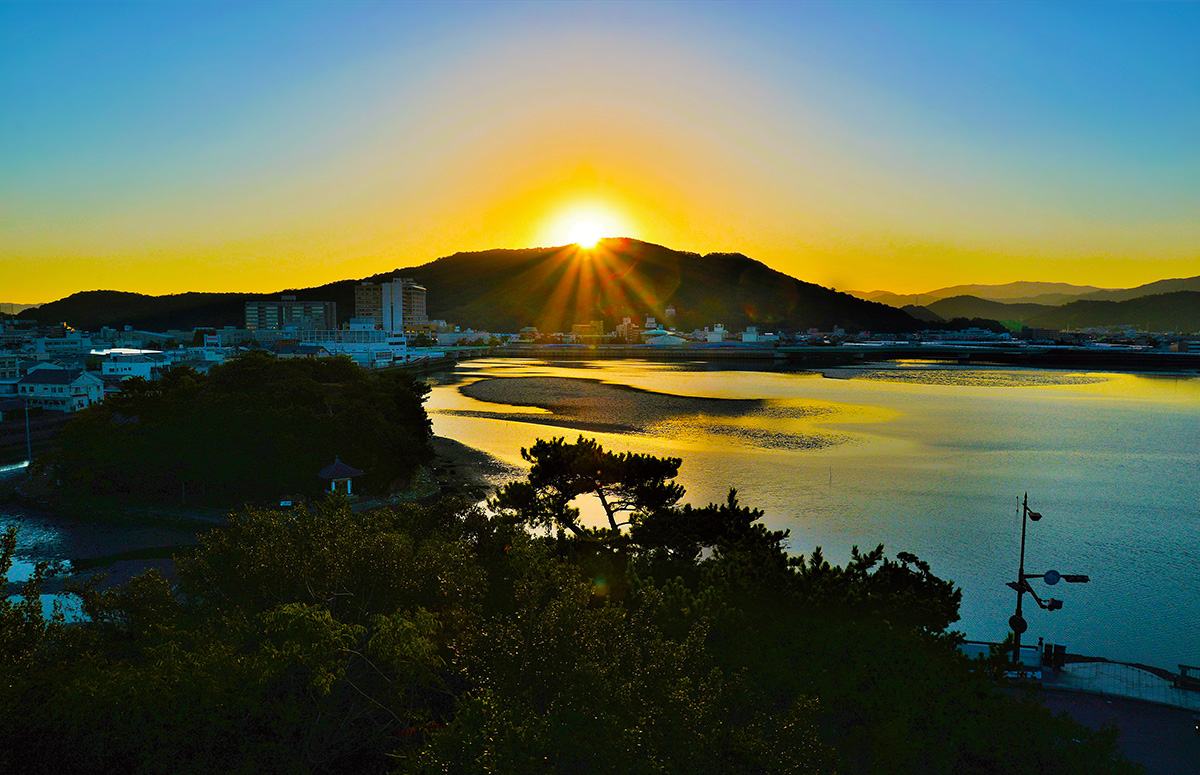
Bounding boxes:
0 437 1134 773
50 351 431 506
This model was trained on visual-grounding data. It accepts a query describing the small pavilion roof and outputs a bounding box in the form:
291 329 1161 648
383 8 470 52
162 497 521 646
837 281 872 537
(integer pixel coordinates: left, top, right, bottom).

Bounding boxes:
318 457 364 480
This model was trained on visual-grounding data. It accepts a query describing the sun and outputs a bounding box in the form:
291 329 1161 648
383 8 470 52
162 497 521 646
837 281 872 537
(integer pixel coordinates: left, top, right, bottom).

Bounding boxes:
541 203 629 249
565 219 605 249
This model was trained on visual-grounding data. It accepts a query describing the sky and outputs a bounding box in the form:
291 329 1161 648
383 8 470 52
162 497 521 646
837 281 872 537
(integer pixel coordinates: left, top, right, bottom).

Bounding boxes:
2 1 1198 303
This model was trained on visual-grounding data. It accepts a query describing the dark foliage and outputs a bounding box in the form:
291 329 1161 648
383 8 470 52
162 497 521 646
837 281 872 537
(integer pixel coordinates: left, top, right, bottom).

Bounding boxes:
1026 291 1200 332
50 351 431 505
0 439 1136 773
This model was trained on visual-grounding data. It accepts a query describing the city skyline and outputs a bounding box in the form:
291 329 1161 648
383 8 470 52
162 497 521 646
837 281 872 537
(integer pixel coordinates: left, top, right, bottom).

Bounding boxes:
3 1 1198 303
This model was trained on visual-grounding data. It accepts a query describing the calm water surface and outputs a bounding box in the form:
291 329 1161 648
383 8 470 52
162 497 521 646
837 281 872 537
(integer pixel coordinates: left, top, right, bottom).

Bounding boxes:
428 358 1200 668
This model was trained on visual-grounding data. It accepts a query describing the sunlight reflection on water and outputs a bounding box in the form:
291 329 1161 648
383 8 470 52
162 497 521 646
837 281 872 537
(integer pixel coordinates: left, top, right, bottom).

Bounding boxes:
429 359 1200 668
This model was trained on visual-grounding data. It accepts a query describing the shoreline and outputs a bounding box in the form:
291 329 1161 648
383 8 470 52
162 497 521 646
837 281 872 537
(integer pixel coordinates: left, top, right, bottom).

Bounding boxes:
3 435 515 595
490 343 1200 373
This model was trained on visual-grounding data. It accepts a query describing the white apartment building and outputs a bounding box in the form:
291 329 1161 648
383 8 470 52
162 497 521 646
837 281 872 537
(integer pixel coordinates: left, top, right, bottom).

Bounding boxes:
33 332 94 357
101 354 163 381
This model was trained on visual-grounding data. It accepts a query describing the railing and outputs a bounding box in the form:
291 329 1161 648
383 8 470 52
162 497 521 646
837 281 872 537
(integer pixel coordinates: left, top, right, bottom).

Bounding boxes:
959 640 1200 711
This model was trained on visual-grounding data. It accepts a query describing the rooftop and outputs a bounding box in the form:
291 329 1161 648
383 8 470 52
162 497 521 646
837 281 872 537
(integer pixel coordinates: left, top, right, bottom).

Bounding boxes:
19 368 87 385
318 457 364 480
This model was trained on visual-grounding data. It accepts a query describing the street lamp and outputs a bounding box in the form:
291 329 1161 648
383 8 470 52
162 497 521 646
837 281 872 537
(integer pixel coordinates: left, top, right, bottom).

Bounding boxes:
1006 493 1090 667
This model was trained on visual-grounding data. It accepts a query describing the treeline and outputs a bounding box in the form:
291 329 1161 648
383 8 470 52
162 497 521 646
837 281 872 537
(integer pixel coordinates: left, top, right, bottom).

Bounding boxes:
51 351 431 505
0 438 1133 773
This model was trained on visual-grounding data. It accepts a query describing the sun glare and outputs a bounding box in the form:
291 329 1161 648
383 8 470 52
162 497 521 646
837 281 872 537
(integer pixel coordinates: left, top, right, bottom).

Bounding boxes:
566 220 605 249
542 204 629 249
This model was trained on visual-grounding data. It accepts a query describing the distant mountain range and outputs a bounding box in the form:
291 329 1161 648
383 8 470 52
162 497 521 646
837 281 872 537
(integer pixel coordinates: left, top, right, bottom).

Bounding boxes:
850 276 1200 308
849 281 1104 307
0 303 40 316
907 292 1200 332
18 239 919 334
1022 292 1200 332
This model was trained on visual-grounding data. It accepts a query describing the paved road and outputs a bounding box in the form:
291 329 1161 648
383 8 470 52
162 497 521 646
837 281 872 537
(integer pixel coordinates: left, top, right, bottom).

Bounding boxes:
1037 689 1199 774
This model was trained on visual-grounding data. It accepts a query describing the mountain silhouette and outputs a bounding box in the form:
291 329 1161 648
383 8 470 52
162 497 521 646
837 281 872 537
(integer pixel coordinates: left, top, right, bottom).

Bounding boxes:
924 292 1200 331
20 239 920 334
850 281 1105 307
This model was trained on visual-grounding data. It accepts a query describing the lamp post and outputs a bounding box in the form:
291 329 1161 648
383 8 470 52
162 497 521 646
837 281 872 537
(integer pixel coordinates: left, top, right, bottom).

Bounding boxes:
1006 493 1089 667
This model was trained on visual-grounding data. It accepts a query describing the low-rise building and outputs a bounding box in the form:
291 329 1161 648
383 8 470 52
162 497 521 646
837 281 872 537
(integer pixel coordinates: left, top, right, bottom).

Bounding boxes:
299 319 407 368
34 331 94 357
741 326 779 344
16 368 104 412
571 320 605 341
101 353 165 381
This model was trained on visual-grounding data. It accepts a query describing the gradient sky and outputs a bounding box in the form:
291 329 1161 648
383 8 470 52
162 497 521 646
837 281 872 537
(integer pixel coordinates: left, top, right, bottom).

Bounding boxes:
2 1 1198 302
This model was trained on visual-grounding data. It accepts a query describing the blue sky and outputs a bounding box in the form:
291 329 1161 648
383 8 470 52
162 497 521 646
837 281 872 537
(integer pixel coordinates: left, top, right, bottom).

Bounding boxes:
2 1 1197 299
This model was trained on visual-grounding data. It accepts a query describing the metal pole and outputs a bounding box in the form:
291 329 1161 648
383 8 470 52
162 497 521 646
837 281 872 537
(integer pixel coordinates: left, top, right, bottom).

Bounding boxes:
24 401 32 463
1013 492 1028 665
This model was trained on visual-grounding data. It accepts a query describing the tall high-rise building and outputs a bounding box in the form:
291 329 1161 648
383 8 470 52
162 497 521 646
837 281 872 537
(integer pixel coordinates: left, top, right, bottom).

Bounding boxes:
354 283 383 328
244 296 336 331
380 280 404 334
400 279 428 329
354 278 428 333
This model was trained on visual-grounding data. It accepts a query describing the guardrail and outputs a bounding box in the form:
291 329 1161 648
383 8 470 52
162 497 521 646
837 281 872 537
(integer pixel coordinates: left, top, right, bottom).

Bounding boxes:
959 640 1200 711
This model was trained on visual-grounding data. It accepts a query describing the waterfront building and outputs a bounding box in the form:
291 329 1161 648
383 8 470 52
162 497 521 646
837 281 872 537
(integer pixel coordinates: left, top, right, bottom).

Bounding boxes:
436 329 502 347
270 342 332 360
299 318 407 369
244 296 336 331
741 327 779 344
570 320 605 341
16 368 104 412
706 324 727 343
615 317 643 343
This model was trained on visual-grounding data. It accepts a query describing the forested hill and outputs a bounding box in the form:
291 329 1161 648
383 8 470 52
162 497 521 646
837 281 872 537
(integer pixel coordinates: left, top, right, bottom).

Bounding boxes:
18 291 253 332
1026 291 1200 332
390 239 919 332
20 239 920 334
